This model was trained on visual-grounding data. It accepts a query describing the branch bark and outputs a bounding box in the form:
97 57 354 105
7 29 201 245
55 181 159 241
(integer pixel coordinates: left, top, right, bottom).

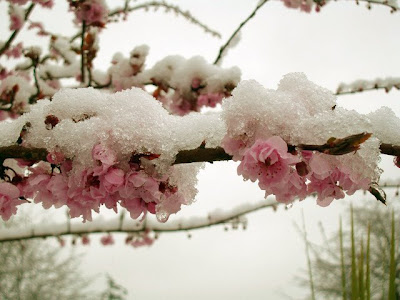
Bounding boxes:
0 134 399 165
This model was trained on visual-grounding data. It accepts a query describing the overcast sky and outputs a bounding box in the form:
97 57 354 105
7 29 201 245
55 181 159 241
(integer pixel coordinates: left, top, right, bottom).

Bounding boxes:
1 0 400 299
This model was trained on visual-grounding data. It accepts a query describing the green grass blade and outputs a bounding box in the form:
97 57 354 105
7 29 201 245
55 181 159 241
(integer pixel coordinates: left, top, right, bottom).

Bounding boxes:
351 206 359 300
340 217 347 300
388 210 396 300
358 237 364 300
302 210 316 300
366 223 371 300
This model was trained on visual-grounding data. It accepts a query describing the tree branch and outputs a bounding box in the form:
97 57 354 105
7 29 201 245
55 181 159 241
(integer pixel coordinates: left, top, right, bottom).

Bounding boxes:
109 1 221 38
1 133 400 165
0 4 35 57
80 21 86 84
213 0 269 65
0 199 277 243
335 77 400 96
356 0 398 11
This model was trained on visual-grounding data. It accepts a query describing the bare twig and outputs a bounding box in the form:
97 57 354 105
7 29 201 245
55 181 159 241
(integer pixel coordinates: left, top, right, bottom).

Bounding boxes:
0 4 35 57
0 199 277 243
355 0 398 12
336 77 400 96
214 0 269 65
80 21 87 84
109 1 221 38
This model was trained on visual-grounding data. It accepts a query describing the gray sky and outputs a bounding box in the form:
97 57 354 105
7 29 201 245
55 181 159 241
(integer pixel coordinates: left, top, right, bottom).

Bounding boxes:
1 0 400 299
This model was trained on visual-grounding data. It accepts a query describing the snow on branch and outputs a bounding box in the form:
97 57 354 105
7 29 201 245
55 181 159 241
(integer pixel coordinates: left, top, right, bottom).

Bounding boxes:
1 1 400 226
0 199 277 243
336 77 400 95
109 1 222 38
1 133 400 165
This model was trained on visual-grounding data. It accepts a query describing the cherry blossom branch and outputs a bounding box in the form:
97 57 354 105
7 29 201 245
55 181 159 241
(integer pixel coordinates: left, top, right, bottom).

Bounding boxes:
1 133 400 164
335 77 400 95
108 1 221 38
0 199 277 243
0 4 35 57
214 0 269 65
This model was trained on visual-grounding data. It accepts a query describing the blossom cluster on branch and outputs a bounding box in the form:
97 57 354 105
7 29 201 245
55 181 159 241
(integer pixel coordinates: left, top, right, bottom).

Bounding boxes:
0 0 399 228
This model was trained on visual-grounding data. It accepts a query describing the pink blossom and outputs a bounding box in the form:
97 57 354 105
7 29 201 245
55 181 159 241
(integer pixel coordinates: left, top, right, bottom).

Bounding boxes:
100 234 114 245
4 43 23 58
238 136 299 186
268 171 308 204
9 5 24 31
81 235 90 245
281 0 312 12
306 153 370 206
46 151 65 164
57 237 65 247
46 175 68 208
101 167 125 193
191 78 201 89
28 21 48 36
21 163 55 209
394 156 400 168
9 0 29 4
0 182 24 221
73 0 108 26
221 135 248 161
130 231 154 248
308 169 346 206
197 93 224 108
0 67 12 80
32 0 53 8
10 13 23 31
92 143 117 166
67 168 104 221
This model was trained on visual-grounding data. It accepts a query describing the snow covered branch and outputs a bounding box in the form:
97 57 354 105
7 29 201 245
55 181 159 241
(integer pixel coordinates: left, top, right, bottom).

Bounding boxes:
0 133 399 166
0 199 277 243
336 77 400 95
108 1 222 38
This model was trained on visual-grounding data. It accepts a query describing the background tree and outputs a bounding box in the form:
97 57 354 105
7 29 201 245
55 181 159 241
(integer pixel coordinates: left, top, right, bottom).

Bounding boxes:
0 216 106 300
300 200 399 299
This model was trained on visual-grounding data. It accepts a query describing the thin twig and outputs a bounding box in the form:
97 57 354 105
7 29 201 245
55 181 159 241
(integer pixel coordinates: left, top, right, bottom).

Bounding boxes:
109 1 221 38
0 4 35 57
80 21 86 84
0 199 277 243
214 0 269 65
355 0 398 11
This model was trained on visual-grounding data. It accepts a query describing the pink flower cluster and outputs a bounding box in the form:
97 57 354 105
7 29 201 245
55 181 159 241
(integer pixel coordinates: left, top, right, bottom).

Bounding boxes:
70 0 108 27
4 42 23 58
156 78 229 116
0 143 186 222
281 0 325 12
126 230 154 248
0 182 25 221
223 135 370 206
9 6 24 31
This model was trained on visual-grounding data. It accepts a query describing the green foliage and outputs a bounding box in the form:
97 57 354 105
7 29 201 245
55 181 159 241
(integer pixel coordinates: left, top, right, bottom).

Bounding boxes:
301 202 399 299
